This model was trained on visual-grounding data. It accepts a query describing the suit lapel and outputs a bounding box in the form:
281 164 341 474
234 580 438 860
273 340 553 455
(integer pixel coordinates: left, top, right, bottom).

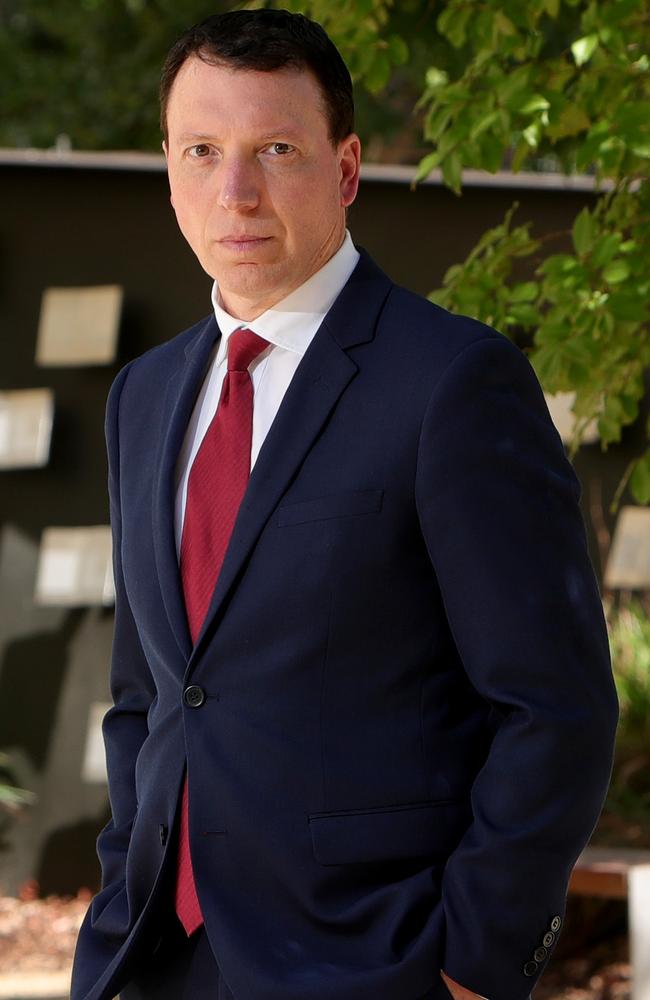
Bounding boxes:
187 249 393 670
152 313 221 662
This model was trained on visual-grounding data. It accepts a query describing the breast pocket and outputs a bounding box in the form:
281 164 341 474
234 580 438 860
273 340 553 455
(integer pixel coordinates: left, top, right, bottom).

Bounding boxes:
307 797 472 866
277 488 384 527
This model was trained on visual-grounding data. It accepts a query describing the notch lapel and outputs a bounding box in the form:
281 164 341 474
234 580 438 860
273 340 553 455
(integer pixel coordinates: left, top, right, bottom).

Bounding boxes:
187 249 393 671
152 314 221 662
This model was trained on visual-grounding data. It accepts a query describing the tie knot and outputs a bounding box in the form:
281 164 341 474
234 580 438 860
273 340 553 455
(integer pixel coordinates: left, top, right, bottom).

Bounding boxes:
228 327 270 372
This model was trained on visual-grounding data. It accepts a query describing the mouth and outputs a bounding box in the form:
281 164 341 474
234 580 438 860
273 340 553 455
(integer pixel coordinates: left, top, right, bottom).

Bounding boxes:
218 236 273 252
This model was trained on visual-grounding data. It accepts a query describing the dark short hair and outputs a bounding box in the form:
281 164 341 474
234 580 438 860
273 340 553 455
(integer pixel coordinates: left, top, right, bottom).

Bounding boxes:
159 8 354 147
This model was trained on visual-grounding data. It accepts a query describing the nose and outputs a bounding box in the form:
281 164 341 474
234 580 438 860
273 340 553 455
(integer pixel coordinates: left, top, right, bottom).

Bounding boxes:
217 156 260 212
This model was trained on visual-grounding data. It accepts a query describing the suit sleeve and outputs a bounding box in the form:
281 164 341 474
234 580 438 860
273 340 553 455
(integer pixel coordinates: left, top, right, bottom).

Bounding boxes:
414 332 619 1000
92 361 157 905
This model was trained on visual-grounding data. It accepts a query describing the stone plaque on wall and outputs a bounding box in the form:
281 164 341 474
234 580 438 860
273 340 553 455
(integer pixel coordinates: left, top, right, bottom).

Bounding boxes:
81 701 111 783
544 390 600 446
0 388 54 468
604 506 650 589
34 526 115 606
35 284 123 366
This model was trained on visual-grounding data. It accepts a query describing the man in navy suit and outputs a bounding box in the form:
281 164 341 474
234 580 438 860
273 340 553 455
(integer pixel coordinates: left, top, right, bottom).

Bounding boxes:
71 9 619 1000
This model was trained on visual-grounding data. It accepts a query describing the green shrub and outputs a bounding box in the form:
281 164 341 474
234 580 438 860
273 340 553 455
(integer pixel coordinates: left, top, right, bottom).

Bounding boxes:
595 597 650 846
0 752 35 813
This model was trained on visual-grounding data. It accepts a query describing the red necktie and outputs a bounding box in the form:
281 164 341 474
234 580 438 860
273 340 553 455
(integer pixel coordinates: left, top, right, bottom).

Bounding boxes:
174 326 270 935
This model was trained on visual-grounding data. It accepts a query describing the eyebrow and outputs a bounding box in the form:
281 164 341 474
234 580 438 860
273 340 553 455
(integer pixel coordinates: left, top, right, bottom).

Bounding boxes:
177 128 304 143
177 132 215 141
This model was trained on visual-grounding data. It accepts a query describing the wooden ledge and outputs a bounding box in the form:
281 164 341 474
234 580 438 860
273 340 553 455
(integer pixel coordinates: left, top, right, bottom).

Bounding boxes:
569 846 650 900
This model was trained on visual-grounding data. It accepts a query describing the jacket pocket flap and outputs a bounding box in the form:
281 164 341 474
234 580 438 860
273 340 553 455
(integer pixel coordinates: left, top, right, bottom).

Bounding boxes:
277 489 384 527
308 798 471 866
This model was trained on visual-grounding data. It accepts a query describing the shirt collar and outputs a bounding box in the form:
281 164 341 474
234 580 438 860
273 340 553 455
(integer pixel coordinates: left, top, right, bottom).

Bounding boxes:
210 230 360 356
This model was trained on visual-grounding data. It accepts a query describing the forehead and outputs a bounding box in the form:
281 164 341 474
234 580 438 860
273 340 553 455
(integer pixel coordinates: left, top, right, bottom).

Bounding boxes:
166 56 329 137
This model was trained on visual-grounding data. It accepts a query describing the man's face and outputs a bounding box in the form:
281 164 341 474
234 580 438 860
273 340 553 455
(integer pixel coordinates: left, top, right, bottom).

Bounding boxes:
162 56 361 320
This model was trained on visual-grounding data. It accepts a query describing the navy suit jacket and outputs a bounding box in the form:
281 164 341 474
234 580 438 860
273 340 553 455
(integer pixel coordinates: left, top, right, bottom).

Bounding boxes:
71 248 618 1000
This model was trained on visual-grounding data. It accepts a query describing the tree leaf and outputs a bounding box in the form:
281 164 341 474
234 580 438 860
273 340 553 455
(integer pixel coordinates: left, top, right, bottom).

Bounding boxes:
412 150 441 185
517 94 551 115
572 207 596 255
548 103 591 139
494 11 516 36
510 281 539 302
509 303 539 325
364 51 391 92
511 138 531 172
470 110 500 141
630 450 650 505
478 131 505 172
603 260 631 284
437 4 472 48
387 34 409 66
608 293 648 322
442 151 463 194
571 34 599 66
591 233 622 268
425 66 449 90
522 122 540 147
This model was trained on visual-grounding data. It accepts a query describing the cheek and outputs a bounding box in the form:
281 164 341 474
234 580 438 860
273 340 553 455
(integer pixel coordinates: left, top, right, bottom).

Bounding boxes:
169 181 207 239
276 173 339 237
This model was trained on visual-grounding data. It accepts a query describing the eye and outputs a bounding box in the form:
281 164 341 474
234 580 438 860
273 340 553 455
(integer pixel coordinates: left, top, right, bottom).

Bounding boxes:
266 142 295 155
187 143 213 158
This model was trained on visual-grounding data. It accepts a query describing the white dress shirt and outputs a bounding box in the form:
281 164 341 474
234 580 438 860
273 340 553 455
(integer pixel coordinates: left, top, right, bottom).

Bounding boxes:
173 230 360 558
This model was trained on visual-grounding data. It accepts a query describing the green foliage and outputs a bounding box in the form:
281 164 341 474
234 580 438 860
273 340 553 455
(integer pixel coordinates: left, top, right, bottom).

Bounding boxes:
0 0 234 150
416 0 650 184
609 598 650 748
596 597 650 845
262 0 408 93
414 0 650 508
0 753 35 814
428 184 650 459
428 202 542 332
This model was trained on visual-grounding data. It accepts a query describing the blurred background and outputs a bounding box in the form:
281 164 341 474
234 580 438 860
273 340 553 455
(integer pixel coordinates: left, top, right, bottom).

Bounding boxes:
1 1 649 996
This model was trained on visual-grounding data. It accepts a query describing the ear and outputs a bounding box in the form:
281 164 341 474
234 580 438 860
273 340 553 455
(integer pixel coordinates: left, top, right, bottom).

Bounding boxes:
338 133 361 208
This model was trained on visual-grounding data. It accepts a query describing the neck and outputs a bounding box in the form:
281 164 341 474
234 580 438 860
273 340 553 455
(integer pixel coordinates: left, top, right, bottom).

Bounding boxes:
216 228 347 322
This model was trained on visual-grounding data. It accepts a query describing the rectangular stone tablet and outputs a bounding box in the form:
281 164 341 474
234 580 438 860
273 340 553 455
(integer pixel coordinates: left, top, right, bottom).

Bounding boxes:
81 701 111 783
35 284 123 366
543 390 599 446
0 388 54 468
604 506 650 589
34 526 115 606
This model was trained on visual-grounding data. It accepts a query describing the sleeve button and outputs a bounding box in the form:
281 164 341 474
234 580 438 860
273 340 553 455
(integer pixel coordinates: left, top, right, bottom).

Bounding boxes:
543 931 555 947
550 915 562 932
523 960 538 977
533 946 548 962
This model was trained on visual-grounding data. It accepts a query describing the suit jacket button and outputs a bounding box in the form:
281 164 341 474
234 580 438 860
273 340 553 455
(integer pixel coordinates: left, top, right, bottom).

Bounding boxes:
159 824 168 846
184 685 205 708
533 946 548 962
542 931 555 948
550 915 562 932
523 961 538 977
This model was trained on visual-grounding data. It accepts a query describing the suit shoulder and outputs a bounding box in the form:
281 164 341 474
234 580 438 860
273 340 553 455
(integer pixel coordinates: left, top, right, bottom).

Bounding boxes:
381 283 510 364
108 312 214 400
130 312 214 374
